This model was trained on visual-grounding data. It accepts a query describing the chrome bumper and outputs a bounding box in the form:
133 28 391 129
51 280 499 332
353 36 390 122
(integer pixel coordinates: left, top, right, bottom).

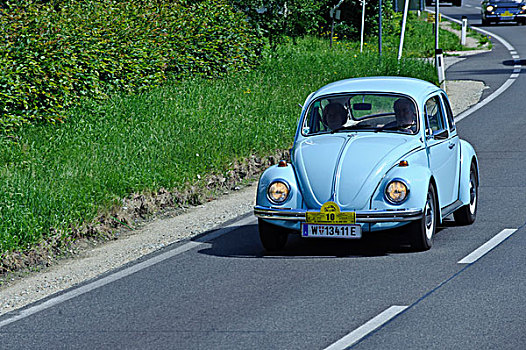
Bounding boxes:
254 205 423 223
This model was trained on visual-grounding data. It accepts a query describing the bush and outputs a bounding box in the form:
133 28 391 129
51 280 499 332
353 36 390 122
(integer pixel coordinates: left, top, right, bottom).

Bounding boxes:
230 0 325 46
230 1 397 44
0 0 263 132
323 0 397 40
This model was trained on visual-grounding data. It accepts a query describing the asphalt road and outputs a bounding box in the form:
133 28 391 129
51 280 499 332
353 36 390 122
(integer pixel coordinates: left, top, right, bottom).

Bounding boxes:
1 3 525 349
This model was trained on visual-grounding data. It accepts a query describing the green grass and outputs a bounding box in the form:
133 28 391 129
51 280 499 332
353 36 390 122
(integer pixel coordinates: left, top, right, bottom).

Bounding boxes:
1 20 445 254
336 13 486 57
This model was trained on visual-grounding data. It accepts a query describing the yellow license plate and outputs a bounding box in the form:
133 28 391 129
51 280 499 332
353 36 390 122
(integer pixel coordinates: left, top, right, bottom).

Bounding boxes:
305 201 356 224
501 11 513 17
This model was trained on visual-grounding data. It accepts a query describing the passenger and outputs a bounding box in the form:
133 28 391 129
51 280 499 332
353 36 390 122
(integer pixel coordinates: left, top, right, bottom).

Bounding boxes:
393 98 417 132
322 103 347 130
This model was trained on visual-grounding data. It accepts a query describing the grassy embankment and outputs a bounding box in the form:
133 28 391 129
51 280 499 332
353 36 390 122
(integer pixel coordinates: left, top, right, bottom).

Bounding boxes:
0 14 482 260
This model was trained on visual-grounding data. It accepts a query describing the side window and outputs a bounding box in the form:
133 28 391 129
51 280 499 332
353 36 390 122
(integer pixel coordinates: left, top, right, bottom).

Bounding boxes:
440 93 456 131
425 96 446 134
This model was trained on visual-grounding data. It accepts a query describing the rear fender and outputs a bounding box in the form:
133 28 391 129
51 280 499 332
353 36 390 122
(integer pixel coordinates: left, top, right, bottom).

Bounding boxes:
458 140 478 206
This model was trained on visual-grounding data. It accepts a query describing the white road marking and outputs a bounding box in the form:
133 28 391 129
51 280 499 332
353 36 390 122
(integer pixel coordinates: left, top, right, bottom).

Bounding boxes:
0 215 257 328
458 229 517 264
324 306 408 350
455 78 515 122
475 6 481 10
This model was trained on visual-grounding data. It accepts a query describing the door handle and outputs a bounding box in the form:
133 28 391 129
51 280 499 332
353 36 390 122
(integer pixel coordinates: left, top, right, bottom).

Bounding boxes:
448 142 455 149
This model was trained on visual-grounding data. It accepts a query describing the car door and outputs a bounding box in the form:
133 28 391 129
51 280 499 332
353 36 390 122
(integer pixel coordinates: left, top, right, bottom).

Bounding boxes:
424 94 460 209
440 92 460 204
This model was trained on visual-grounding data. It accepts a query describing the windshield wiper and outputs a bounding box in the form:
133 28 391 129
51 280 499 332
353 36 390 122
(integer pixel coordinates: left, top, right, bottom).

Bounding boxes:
376 122 416 133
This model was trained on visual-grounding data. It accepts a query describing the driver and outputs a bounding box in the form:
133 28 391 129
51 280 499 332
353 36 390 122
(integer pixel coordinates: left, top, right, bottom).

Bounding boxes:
393 98 417 132
322 102 347 130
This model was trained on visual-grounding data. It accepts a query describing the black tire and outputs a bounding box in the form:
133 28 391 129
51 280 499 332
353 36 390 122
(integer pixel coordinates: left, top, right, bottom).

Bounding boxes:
452 0 462 7
482 18 490 26
453 162 478 225
258 218 288 252
425 0 432 7
408 185 437 251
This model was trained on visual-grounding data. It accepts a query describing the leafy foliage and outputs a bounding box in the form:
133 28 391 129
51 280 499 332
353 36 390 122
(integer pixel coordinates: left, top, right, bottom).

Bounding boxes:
324 0 398 40
0 0 263 132
230 0 325 45
230 0 397 43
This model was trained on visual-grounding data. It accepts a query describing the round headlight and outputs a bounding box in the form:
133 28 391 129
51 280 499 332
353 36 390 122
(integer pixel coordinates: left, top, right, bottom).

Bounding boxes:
522 4 526 10
385 180 409 204
267 181 290 204
486 5 494 12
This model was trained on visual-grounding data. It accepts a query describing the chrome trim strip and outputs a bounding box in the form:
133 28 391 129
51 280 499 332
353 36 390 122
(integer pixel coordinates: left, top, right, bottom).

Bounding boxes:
441 199 463 217
254 205 423 223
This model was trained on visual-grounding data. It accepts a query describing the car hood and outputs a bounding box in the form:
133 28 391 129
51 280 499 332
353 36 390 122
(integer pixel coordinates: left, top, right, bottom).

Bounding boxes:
293 133 421 210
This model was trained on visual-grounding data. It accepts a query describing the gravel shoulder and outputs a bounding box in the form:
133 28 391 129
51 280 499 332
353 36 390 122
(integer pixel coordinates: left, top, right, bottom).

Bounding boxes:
0 54 487 317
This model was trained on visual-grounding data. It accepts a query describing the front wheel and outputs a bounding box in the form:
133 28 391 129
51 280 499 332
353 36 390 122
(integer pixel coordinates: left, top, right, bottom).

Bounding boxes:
258 219 288 252
453 162 478 225
408 185 437 251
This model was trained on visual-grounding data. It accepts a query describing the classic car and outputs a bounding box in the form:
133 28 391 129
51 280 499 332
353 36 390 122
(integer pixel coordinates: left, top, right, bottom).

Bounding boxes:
254 76 478 252
481 0 526 25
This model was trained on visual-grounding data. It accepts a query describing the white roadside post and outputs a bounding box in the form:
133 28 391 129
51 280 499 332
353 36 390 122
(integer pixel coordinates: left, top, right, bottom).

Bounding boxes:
360 0 366 52
436 48 446 91
398 0 410 60
461 16 468 46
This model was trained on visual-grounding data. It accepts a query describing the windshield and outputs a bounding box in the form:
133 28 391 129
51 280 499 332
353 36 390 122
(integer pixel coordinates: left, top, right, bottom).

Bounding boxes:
302 93 418 136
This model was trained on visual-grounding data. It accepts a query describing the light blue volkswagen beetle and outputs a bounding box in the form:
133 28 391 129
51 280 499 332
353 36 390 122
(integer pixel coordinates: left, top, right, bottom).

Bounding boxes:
254 76 478 251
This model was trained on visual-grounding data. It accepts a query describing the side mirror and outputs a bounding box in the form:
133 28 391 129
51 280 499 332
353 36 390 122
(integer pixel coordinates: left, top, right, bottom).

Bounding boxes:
433 129 449 140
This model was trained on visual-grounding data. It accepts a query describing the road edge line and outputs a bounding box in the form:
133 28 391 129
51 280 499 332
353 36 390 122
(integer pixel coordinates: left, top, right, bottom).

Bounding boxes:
0 214 256 329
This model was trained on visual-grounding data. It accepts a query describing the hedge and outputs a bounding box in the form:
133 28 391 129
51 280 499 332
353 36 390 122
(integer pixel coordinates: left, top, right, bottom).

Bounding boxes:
0 0 263 132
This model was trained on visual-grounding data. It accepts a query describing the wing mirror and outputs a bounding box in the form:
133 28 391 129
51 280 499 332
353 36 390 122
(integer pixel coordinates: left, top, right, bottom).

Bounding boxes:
433 129 449 140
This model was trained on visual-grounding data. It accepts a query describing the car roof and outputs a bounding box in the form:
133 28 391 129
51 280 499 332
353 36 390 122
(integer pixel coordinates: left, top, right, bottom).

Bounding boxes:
309 76 440 103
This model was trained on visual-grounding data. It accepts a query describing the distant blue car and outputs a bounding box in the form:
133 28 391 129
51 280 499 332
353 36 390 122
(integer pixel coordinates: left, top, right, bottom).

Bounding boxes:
481 0 526 25
254 77 478 251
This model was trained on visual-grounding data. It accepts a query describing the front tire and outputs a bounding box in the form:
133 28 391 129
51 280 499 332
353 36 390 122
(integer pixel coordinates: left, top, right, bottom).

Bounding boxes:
258 219 288 251
409 185 437 251
453 162 478 225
